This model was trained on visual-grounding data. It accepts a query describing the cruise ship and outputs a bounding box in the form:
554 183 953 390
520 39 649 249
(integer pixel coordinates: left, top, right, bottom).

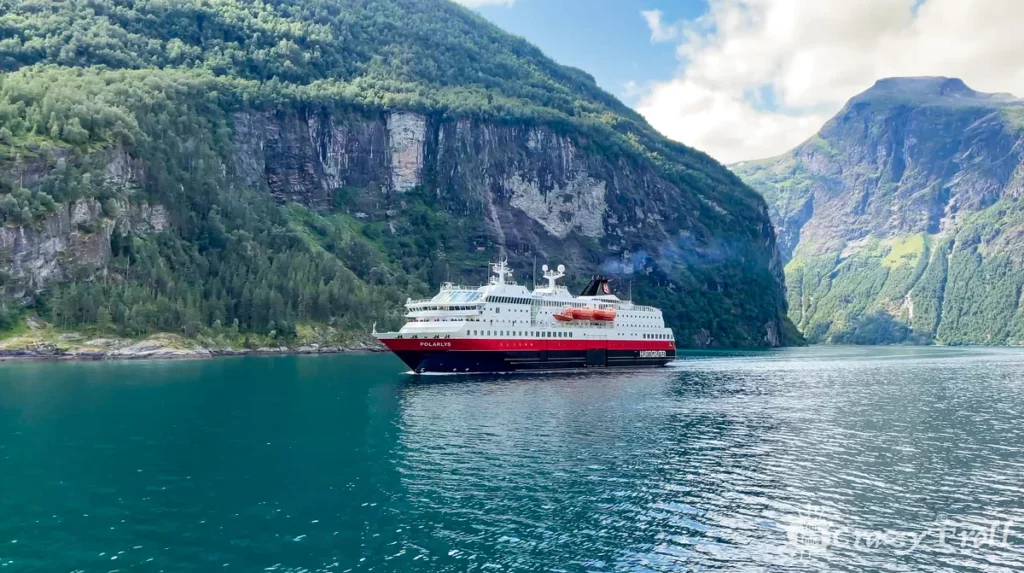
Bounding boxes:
373 261 676 373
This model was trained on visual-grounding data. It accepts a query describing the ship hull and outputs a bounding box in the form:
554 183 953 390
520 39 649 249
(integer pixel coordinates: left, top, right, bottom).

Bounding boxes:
379 339 675 374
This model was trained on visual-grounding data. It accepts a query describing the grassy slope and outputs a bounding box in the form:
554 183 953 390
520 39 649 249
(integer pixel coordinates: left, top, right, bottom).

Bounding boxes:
785 198 1024 345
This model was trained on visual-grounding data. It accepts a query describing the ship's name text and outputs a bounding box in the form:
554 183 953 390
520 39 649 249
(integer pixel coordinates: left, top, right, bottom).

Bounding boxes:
419 341 452 348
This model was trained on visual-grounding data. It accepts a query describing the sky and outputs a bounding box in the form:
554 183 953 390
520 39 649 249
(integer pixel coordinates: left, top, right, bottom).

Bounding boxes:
457 0 1024 164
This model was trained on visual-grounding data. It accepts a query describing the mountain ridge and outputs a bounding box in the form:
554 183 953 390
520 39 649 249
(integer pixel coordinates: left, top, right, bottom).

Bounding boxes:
734 76 1024 344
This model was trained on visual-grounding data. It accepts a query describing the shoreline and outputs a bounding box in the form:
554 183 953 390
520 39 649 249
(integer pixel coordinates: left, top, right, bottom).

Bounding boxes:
0 329 388 363
0 344 388 362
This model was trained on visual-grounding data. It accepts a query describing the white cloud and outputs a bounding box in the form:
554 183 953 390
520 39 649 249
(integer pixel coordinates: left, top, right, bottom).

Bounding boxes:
453 0 515 7
641 10 679 43
636 0 1024 164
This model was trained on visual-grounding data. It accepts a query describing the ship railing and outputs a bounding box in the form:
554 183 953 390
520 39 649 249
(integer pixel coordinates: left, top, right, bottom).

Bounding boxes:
406 298 435 305
405 301 485 310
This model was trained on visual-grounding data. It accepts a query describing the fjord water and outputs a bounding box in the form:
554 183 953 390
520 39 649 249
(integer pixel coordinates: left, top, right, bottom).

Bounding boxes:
2 348 1024 572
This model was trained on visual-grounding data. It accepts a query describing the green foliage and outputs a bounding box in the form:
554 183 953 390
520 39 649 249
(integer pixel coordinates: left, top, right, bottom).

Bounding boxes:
0 184 56 225
0 300 19 332
785 237 930 344
0 0 762 213
829 311 911 345
784 215 1024 345
0 0 794 347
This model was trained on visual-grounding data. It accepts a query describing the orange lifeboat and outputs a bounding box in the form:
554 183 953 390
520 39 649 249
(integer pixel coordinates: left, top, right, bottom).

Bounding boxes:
593 308 616 321
568 307 595 320
553 309 574 321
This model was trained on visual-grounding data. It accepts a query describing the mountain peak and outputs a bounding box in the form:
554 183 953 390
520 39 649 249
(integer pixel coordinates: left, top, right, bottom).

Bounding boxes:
849 76 1019 107
870 76 974 97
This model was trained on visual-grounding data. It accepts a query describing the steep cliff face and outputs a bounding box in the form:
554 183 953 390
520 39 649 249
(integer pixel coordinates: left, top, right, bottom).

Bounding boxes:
232 108 670 244
230 106 792 346
735 77 1024 344
0 200 168 296
0 145 167 300
0 199 111 297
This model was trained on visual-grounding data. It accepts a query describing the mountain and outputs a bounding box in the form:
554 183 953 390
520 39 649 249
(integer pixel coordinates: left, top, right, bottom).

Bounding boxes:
734 77 1024 344
0 0 798 349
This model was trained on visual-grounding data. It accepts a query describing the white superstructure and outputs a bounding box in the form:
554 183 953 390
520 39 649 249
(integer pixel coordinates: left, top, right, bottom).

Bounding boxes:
379 260 674 343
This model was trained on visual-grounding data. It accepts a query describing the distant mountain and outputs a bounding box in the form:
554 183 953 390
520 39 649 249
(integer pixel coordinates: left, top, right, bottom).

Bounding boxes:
0 0 798 348
734 77 1024 344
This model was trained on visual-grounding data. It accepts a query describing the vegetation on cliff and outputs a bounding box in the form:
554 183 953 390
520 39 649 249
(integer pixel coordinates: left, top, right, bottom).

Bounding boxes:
735 77 1024 345
0 0 796 347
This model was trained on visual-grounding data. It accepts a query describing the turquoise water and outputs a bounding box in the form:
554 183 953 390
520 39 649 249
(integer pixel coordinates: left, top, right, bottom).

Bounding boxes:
2 347 1024 571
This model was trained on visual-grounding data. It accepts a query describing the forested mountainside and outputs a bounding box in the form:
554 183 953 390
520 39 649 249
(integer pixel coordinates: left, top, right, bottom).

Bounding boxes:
734 77 1024 345
0 0 799 349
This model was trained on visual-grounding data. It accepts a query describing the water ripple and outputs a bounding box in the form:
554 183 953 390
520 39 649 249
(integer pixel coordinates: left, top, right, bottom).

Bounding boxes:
395 347 1024 571
2 347 1024 571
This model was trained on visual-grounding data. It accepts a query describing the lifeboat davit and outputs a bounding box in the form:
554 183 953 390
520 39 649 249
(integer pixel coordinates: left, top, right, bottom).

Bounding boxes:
568 308 595 320
553 310 574 321
593 308 616 321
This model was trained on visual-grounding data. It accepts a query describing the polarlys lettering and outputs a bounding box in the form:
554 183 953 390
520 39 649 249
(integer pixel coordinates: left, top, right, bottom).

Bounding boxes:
420 342 452 348
639 350 666 358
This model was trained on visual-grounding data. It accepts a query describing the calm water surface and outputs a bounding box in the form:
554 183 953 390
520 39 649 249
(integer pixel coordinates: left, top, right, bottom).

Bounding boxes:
2 346 1024 571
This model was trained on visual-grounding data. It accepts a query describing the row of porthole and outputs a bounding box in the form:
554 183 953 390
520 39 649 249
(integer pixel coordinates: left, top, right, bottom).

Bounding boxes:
470 330 574 338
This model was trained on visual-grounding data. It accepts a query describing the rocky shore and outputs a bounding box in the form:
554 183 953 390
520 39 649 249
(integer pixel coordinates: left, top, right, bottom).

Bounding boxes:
0 331 385 362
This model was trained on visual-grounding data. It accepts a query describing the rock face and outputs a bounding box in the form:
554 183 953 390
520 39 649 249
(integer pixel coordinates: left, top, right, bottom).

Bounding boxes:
386 112 427 193
0 199 113 297
0 146 168 299
234 108 392 207
0 197 169 298
734 77 1024 344
505 173 606 239
231 106 794 347
233 108 695 252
